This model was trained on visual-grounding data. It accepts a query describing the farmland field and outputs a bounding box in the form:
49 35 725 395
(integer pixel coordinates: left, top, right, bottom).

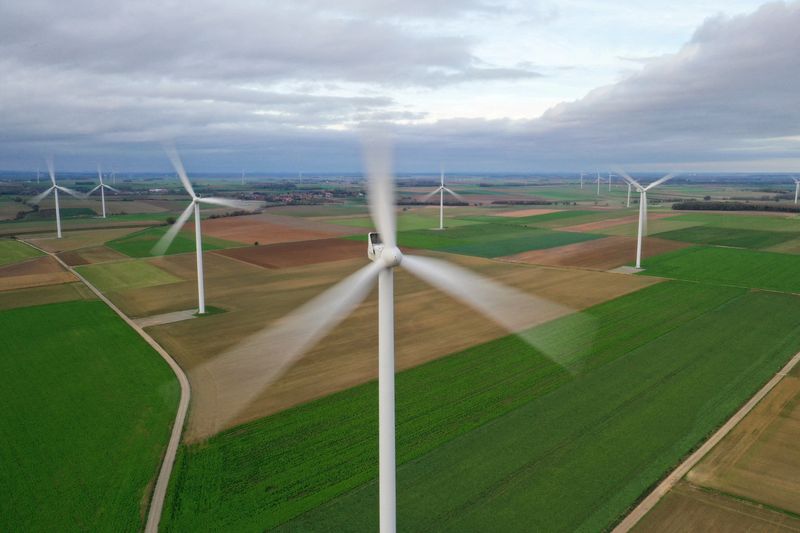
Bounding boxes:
641 246 800 292
76 259 182 292
0 300 179 531
106 226 240 257
656 225 797 249
668 212 800 232
329 212 478 231
160 282 800 531
0 239 43 266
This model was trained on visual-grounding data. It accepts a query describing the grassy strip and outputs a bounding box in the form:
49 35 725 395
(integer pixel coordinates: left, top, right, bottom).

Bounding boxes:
76 260 182 292
0 239 43 266
106 226 240 258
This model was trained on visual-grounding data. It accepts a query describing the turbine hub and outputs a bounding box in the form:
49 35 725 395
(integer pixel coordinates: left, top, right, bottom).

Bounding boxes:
381 246 403 268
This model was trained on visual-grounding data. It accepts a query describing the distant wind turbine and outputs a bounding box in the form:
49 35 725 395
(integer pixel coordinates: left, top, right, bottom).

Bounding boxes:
580 172 584 189
421 166 466 230
596 172 602 196
87 164 120 218
608 172 612 191
152 147 260 314
792 177 799 204
29 157 84 239
616 169 676 269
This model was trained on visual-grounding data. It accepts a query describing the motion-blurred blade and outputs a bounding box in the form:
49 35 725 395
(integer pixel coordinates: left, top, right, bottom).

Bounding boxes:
199 260 383 427
30 187 54 204
56 185 85 199
402 254 594 368
105 184 121 193
443 187 467 204
197 197 260 210
421 187 442 203
164 144 197 198
614 167 643 191
151 201 195 256
97 164 104 184
362 136 396 248
88 184 102 195
46 157 56 186
644 173 676 191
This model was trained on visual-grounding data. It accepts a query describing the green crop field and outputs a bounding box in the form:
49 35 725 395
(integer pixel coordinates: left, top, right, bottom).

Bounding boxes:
330 213 478 231
0 300 180 531
0 239 43 266
106 226 240 258
160 281 800 531
641 246 800 292
669 212 800 232
656 225 798 249
442 230 602 257
460 209 623 227
76 259 182 292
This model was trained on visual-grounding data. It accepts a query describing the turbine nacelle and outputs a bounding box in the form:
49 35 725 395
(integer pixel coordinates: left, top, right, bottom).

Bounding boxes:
367 232 403 267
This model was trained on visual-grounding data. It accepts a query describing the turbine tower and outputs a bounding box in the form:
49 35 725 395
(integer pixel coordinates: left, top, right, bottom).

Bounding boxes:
201 139 592 533
608 172 612 191
617 169 676 269
421 166 466 230
580 172 584 189
792 177 799 204
87 164 120 218
152 147 259 314
29 158 84 239
626 181 632 207
596 172 601 195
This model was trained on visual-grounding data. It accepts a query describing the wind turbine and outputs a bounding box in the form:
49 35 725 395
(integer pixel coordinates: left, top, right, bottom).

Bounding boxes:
152 147 259 314
580 172 584 189
29 158 84 239
596 172 602 195
607 172 612 191
87 164 120 218
626 181 632 207
616 169 676 269
792 177 799 204
201 140 592 533
421 166 466 230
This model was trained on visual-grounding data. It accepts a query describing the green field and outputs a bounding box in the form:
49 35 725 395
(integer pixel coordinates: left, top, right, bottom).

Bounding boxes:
655 225 798 249
76 260 182 292
641 246 800 292
161 281 800 531
0 300 180 531
330 213 478 231
106 226 240 258
0 239 43 266
459 209 619 227
669 212 800 232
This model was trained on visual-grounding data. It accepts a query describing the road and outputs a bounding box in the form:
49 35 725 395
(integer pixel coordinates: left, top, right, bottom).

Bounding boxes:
22 240 190 533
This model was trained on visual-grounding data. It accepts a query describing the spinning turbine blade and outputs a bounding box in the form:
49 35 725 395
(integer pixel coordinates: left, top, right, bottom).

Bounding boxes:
97 164 104 185
197 197 259 210
46 157 56 186
421 187 441 203
644 173 676 191
105 184 121 193
363 137 396 248
152 202 195 256
88 184 102 195
31 187 54 205
443 187 467 203
165 145 197 198
56 185 85 199
614 167 643 191
199 261 384 427
401 254 593 368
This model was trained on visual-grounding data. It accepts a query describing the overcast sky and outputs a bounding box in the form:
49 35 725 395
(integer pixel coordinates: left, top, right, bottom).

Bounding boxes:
1 0 798 173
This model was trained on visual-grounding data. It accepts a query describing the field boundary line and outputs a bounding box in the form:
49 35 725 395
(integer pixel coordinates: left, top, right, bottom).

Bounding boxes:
21 239 190 533
613 348 800 532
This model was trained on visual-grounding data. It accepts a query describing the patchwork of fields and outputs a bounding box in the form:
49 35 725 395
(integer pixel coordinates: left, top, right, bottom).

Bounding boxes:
106 226 240 257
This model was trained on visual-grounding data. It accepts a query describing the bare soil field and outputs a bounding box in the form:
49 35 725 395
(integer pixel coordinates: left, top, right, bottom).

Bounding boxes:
30 227 146 252
101 199 170 214
560 213 678 232
687 373 800 515
132 252 659 441
0 282 94 311
187 213 355 245
214 238 364 269
0 256 76 291
58 246 128 266
497 208 563 218
633 481 800 532
502 236 690 270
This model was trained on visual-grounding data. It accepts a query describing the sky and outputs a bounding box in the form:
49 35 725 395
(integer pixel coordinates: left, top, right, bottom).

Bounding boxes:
1 0 799 173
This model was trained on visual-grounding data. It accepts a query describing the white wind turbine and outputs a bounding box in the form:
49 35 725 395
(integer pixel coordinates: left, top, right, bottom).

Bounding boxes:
421 166 466 230
616 169 676 269
626 181 632 207
87 164 120 218
580 172 585 189
30 158 84 239
791 177 799 204
200 140 593 533
152 147 259 314
596 172 602 195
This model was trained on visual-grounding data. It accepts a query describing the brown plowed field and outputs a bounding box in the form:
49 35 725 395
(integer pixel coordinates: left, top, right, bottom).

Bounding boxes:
214 238 364 269
58 246 128 266
560 212 678 232
633 481 800 532
497 208 563 218
31 227 144 252
502 236 689 270
187 213 356 245
0 282 94 311
0 256 76 291
128 252 660 441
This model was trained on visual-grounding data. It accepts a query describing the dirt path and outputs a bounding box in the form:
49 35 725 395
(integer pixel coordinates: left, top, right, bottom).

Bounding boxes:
135 309 197 328
613 349 800 532
21 239 190 533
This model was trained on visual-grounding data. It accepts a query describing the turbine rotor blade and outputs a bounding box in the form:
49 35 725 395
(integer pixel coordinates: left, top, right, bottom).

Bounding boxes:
88 184 102 195
443 187 467 203
46 157 56 186
151 201 195 256
56 185 85 199
104 184 121 193
197 197 260 210
613 167 643 192
164 144 197 198
97 164 103 184
362 136 396 248
421 187 442 203
402 254 594 368
198 260 384 428
30 187 54 204
644 173 676 191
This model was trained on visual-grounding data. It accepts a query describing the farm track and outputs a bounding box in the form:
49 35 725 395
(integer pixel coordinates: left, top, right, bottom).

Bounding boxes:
20 239 190 533
614 347 800 532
